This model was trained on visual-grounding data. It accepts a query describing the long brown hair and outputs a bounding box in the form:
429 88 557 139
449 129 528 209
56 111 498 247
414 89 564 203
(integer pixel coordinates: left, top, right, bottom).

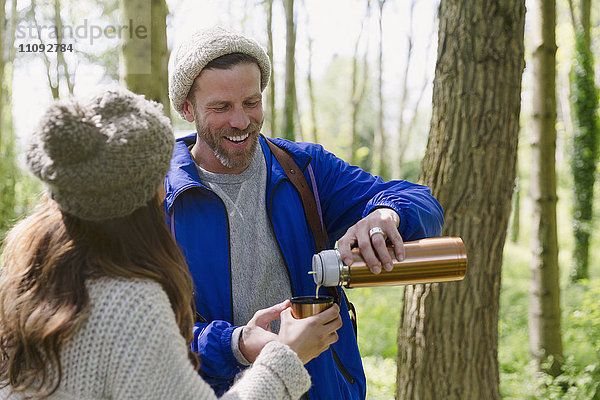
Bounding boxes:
0 195 198 398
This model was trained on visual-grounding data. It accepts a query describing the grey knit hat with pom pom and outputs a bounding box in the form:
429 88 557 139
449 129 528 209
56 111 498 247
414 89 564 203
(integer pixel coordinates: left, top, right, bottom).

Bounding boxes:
26 86 174 221
169 26 271 119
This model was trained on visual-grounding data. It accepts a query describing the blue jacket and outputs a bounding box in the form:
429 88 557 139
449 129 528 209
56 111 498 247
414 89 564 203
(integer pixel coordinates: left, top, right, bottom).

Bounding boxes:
164 133 444 399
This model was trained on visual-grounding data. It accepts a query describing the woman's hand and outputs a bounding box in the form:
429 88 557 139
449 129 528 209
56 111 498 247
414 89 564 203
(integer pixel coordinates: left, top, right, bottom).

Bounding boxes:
277 304 342 364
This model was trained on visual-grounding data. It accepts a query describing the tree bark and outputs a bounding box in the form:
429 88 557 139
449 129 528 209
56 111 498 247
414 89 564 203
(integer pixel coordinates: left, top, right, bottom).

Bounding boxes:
529 0 563 377
396 1 525 398
120 0 170 118
282 0 296 141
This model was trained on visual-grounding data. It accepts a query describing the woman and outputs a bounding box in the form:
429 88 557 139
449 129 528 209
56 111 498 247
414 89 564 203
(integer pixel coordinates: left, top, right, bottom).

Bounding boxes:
0 87 341 399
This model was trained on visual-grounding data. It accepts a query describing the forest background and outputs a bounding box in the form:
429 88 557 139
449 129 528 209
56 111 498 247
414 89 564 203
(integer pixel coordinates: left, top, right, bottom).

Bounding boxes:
1 0 599 399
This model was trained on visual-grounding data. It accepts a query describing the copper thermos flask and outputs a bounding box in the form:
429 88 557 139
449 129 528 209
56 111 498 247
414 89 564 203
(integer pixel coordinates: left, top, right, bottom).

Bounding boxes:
311 237 467 288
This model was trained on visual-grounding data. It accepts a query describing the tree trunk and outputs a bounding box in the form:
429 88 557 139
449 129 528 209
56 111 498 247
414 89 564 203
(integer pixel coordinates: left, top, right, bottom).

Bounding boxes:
372 0 387 178
264 0 276 138
54 0 74 95
0 0 18 237
29 0 58 99
282 0 296 141
569 0 599 282
510 175 520 243
120 0 170 118
1 0 5 142
306 34 318 143
396 1 525 398
293 93 303 141
529 0 563 378
350 1 370 164
396 2 434 177
581 0 590 45
395 0 415 178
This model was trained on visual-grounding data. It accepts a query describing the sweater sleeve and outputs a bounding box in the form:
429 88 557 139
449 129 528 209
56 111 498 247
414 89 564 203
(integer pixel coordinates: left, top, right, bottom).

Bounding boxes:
108 279 309 400
222 341 311 400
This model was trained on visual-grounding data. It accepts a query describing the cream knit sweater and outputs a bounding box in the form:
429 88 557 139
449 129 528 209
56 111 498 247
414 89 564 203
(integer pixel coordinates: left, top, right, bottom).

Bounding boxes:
0 277 311 400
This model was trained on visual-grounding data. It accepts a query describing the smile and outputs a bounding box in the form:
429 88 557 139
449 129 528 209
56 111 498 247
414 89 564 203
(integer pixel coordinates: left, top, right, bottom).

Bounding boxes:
225 133 250 143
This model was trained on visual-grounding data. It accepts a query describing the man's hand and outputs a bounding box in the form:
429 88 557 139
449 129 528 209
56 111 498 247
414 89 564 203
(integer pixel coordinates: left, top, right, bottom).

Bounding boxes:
238 300 289 362
337 208 404 274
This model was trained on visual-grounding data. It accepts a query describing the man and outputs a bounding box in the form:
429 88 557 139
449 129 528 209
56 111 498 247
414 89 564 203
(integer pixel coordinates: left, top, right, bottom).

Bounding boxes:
165 26 444 399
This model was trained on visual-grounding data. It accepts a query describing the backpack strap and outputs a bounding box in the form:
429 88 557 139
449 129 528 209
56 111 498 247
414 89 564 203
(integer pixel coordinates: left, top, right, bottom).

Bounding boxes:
263 136 357 336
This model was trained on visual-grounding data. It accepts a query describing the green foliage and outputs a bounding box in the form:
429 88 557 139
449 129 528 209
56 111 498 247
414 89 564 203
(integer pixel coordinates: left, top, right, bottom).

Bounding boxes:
361 356 396 399
569 31 600 281
346 286 403 359
534 280 600 399
500 238 600 399
345 286 402 398
1 64 18 239
0 162 42 241
313 56 376 170
499 241 535 399
0 148 18 239
398 158 420 183
0 135 18 238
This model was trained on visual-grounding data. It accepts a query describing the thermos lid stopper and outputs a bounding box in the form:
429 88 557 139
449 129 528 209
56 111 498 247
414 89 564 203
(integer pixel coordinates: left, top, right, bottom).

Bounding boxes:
311 249 342 286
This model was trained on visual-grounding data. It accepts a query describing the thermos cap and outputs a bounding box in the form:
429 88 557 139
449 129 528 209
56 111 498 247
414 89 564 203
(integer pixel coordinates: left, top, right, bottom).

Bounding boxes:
311 249 342 286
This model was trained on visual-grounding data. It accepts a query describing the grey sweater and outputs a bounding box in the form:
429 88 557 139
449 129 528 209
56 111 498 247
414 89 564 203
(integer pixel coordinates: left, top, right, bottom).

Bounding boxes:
195 148 293 362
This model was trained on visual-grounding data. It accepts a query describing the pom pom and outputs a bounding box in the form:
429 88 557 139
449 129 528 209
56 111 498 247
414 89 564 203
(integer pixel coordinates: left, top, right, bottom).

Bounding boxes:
37 101 105 165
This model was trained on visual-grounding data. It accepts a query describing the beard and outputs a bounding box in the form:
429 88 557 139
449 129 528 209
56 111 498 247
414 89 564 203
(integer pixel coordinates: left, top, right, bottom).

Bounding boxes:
195 120 262 170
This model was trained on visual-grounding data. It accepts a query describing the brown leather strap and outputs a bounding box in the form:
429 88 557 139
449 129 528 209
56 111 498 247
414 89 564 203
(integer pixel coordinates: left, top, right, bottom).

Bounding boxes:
264 136 358 337
264 137 329 252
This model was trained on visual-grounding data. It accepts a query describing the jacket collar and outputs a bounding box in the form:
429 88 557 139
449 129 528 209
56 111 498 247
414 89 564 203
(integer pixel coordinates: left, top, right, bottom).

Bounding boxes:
259 135 312 173
165 132 314 211
164 133 204 212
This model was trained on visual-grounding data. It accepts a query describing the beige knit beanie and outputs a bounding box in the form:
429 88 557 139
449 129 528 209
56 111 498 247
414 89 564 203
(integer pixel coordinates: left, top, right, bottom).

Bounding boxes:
169 26 271 119
26 86 174 221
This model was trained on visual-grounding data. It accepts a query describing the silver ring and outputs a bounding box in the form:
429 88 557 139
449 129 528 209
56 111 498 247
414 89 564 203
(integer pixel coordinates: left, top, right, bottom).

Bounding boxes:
369 226 386 240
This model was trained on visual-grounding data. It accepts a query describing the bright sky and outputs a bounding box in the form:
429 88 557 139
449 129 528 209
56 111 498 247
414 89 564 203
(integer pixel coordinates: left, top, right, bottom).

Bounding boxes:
11 0 438 150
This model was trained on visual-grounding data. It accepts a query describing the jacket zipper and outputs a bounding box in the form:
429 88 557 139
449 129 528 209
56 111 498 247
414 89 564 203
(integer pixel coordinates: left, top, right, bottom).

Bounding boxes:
331 347 355 384
170 186 234 323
